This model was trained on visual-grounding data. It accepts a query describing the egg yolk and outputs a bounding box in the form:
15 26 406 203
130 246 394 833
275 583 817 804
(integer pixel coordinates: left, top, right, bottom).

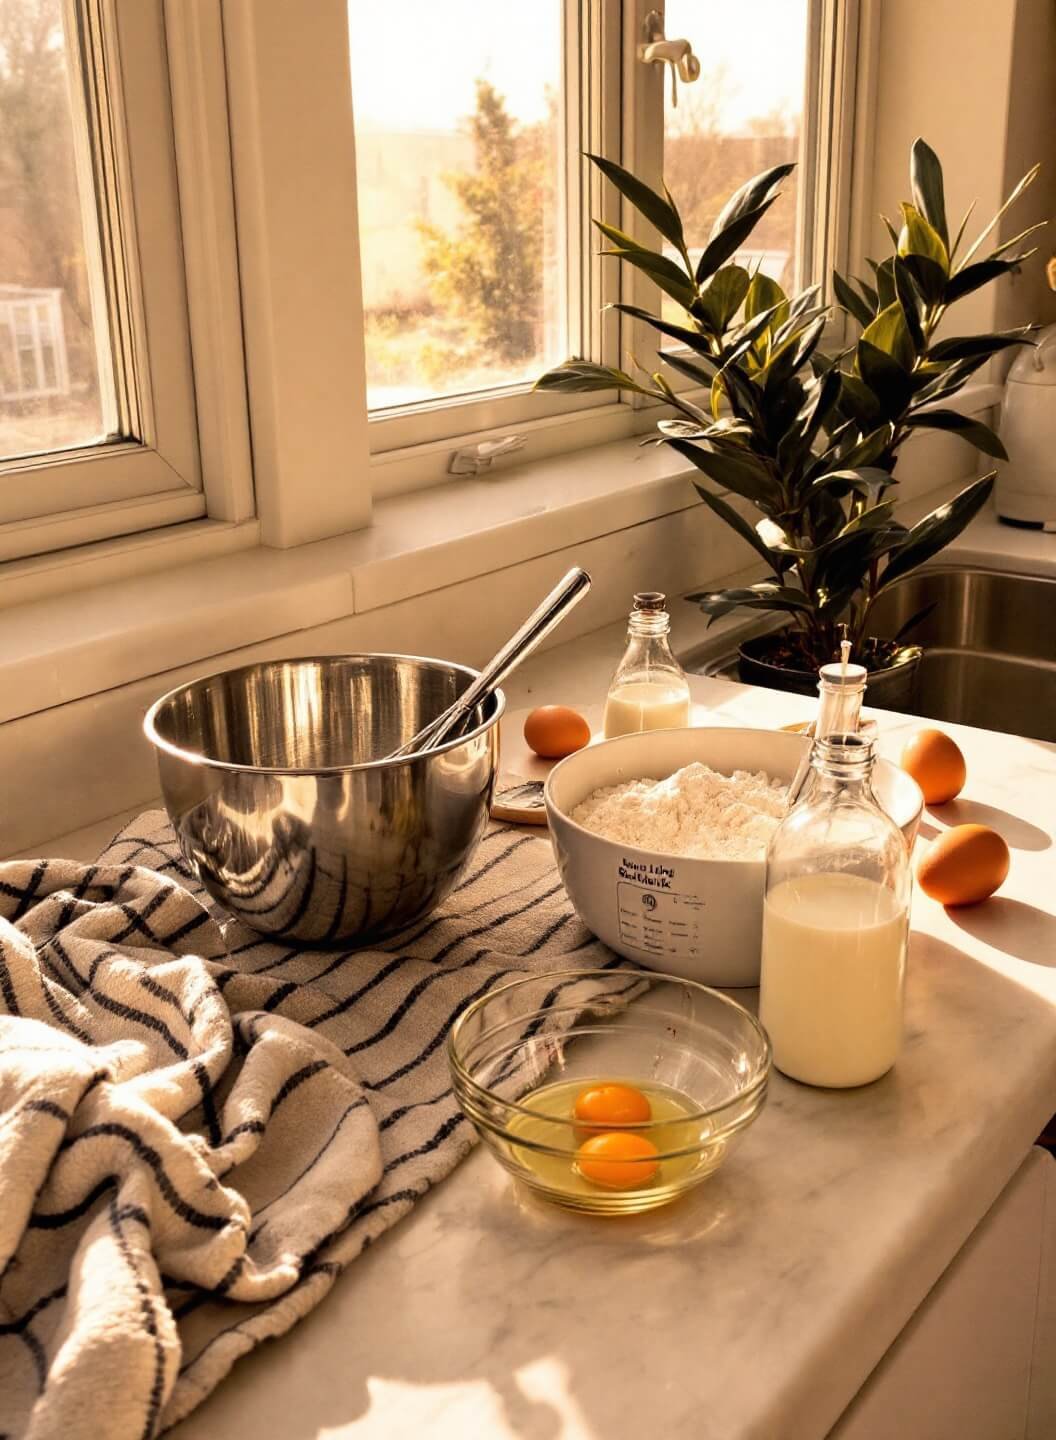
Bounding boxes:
576 1131 660 1189
573 1083 652 1128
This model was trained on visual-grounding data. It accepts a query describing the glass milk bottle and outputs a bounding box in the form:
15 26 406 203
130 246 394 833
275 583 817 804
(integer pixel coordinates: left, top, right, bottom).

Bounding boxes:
759 733 910 1088
603 593 691 738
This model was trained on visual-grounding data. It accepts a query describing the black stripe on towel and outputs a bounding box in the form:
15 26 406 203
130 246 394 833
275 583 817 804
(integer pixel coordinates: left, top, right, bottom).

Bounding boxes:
372 966 521 1089
250 1095 370 1225
343 947 492 1056
108 889 170 947
107 1190 166 1440
38 977 93 1043
194 1061 222 1148
0 953 20 1014
425 881 565 968
36 1126 233 1231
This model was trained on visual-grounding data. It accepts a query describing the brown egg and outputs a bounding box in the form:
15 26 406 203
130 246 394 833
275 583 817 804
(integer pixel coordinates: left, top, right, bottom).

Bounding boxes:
917 824 1010 906
900 728 967 805
523 705 591 759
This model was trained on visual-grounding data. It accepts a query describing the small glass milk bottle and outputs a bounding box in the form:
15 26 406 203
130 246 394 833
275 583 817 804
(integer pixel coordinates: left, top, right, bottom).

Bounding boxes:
603 592 691 738
759 732 911 1088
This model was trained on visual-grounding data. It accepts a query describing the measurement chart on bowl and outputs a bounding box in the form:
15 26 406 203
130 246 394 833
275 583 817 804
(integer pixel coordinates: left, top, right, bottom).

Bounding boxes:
616 859 705 959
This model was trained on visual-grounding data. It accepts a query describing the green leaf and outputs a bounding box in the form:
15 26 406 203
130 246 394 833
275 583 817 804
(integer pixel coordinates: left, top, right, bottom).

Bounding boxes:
599 247 697 310
898 202 949 273
870 257 897 309
743 272 786 322
534 361 649 395
900 253 948 305
903 409 1007 459
833 270 873 327
857 339 915 415
836 498 900 536
665 437 782 509
960 163 1040 267
817 523 907 600
986 222 1047 261
765 314 827 397
838 372 885 427
592 218 656 254
694 265 751 332
928 330 1034 362
780 283 823 328
696 198 778 284
892 257 926 351
949 200 977 262
878 474 996 590
854 275 880 312
649 369 709 421
690 483 787 573
709 162 796 240
910 138 949 250
756 517 810 555
687 583 814 620
837 423 896 469
608 302 710 353
658 419 708 439
587 153 685 252
943 258 1015 303
811 467 894 498
721 300 788 366
660 350 719 387
795 365 843 458
809 487 850 546
910 355 991 406
860 302 915 371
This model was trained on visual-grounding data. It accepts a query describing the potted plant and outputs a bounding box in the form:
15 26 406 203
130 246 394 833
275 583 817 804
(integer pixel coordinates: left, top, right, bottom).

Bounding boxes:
536 140 1043 697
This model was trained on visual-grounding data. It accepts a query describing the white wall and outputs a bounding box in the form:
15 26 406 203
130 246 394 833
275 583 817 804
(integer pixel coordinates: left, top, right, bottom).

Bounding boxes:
997 0 1056 334
866 0 1055 342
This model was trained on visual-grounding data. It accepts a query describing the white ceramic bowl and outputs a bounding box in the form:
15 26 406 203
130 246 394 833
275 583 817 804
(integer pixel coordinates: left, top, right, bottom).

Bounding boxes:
544 727 923 988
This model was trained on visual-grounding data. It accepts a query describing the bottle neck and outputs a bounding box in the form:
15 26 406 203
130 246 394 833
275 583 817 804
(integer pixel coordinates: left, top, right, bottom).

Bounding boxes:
628 612 671 639
808 732 877 793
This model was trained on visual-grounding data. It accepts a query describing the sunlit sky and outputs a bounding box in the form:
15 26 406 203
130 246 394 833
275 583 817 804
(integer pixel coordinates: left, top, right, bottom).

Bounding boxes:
348 0 807 134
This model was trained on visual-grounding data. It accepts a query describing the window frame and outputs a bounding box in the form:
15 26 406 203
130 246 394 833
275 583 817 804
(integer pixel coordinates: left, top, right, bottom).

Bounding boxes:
360 0 869 497
623 0 866 404
0 0 254 563
363 0 626 495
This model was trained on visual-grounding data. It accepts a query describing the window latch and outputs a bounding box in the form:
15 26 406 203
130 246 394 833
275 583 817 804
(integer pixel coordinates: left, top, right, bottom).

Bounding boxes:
448 434 527 477
637 10 701 107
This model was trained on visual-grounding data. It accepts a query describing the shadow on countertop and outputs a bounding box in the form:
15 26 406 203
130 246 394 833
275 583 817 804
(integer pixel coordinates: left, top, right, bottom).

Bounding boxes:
931 798 1051 852
946 896 1056 968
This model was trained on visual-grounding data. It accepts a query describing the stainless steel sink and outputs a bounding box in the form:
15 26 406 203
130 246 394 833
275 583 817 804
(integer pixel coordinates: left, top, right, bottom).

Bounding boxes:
866 568 1054 741
693 568 1055 743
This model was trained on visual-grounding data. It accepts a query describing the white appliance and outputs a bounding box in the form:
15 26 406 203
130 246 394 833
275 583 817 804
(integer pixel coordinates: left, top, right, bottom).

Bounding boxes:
995 323 1056 530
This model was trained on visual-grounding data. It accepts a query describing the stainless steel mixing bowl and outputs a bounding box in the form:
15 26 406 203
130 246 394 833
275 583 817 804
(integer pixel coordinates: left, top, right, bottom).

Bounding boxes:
144 655 504 944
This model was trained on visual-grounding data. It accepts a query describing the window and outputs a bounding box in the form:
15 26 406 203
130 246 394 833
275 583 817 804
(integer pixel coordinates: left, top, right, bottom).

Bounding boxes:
349 1 570 412
0 0 115 463
0 0 251 565
2 1 864 568
348 0 864 493
659 0 808 325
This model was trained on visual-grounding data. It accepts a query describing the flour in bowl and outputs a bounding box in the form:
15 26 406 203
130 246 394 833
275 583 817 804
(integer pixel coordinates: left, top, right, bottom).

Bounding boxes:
569 762 787 860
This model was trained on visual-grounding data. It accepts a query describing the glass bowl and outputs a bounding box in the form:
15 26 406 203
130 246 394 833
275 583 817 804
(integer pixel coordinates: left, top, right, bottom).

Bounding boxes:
448 968 771 1215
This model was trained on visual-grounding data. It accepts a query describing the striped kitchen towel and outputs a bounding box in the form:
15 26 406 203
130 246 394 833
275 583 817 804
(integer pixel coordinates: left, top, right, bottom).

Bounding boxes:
0 810 624 1439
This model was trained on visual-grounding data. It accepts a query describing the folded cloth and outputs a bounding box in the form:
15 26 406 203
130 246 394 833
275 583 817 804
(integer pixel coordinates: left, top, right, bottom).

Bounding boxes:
0 811 620 1439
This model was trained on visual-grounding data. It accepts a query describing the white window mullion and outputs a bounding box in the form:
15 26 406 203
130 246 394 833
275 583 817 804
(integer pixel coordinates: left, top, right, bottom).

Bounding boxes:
618 0 668 407
584 0 626 377
164 0 255 526
222 0 371 547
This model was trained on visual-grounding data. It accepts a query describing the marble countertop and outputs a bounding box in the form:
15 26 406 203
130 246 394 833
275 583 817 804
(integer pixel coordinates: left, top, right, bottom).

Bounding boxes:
171 654 1056 1440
